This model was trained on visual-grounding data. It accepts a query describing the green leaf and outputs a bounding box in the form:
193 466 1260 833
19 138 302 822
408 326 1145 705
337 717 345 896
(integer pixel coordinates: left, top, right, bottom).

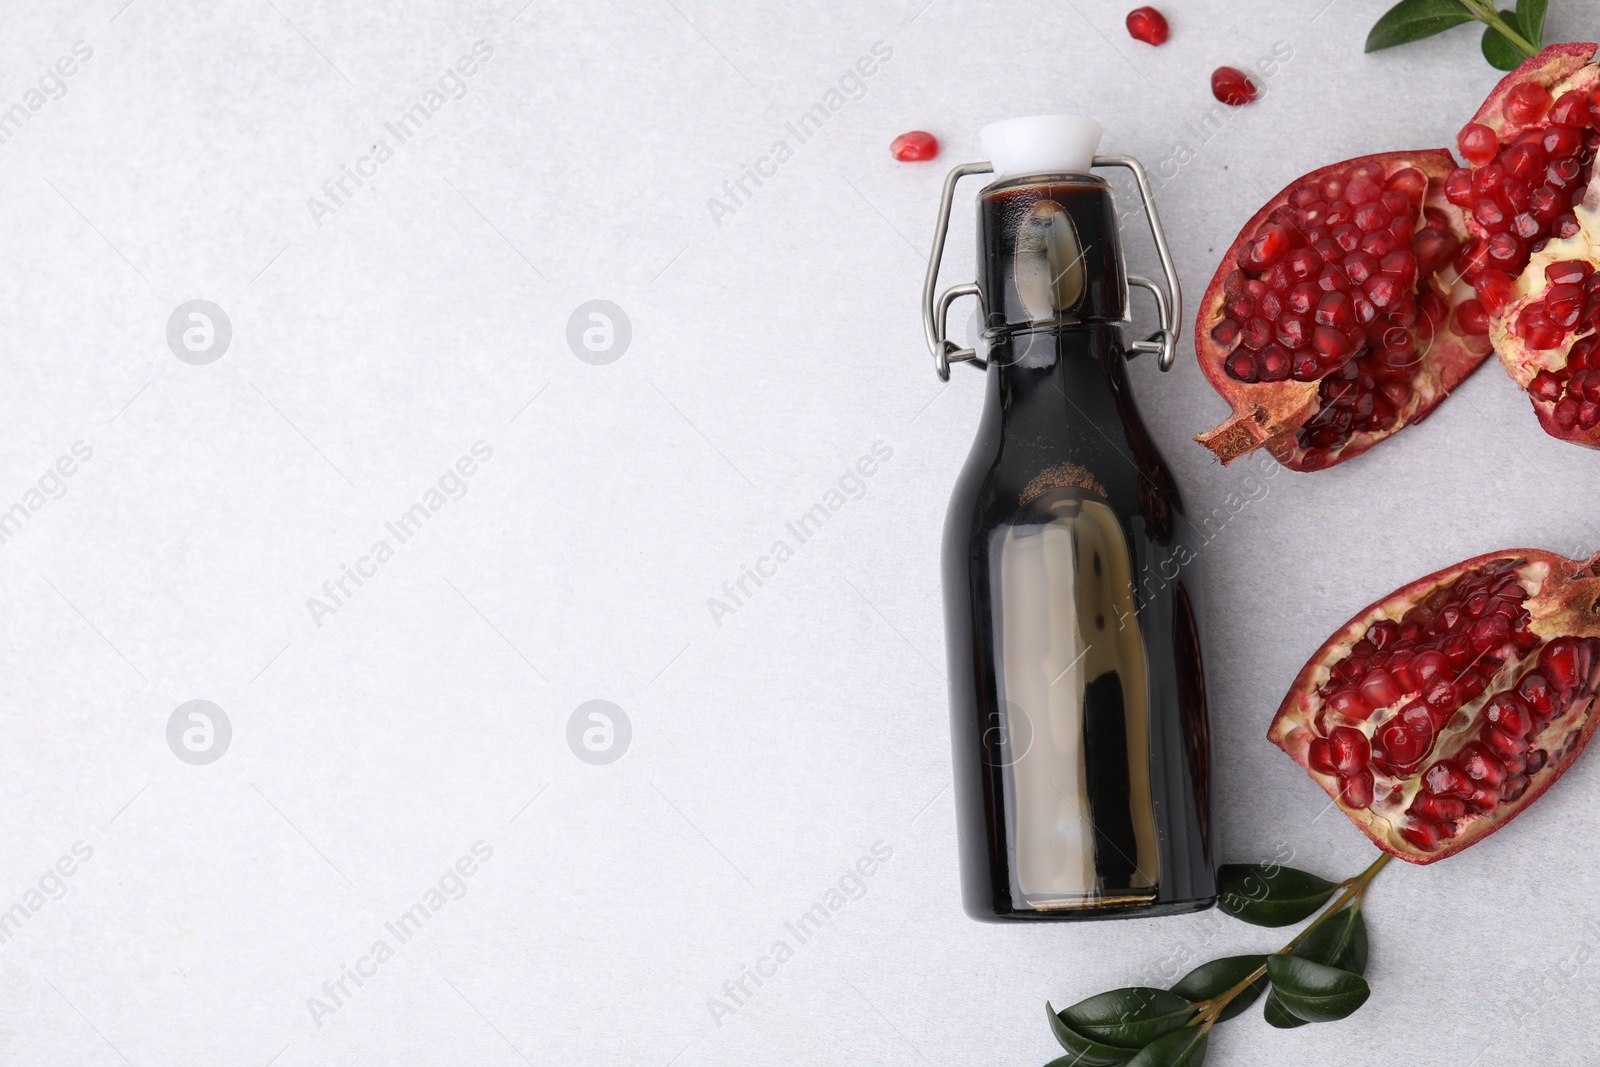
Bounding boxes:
1365 0 1476 52
1060 988 1195 1050
1517 0 1547 49
1170 956 1268 1023
1046 1002 1138 1066
1216 864 1339 927
1125 1026 1209 1067
1482 12 1527 71
1262 989 1311 1029
1265 955 1372 1023
1293 906 1369 975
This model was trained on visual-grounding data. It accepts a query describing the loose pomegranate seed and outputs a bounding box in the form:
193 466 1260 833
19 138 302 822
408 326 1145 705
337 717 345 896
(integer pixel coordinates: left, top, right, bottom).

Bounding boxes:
890 130 938 162
1124 6 1168 46
1211 66 1257 107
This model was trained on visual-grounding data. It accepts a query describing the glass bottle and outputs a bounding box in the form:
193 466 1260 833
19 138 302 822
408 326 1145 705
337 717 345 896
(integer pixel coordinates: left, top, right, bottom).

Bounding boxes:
923 116 1215 921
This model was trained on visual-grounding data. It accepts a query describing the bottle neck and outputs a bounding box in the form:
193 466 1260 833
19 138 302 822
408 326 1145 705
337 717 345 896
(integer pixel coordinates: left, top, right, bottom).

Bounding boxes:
978 325 1124 447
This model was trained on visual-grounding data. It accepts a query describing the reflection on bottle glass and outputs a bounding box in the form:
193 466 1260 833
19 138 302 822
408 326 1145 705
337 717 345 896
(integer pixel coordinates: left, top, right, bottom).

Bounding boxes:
994 494 1160 908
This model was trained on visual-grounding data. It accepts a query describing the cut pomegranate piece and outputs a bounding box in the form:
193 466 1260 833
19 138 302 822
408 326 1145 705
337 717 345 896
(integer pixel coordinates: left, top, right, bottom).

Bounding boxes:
1125 6 1168 46
890 130 939 162
1211 67 1257 107
1194 153 1492 470
1434 44 1600 447
1196 43 1600 465
1270 548 1600 864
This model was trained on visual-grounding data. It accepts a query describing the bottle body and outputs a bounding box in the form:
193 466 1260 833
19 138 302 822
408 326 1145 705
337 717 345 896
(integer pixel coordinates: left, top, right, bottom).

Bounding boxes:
942 176 1214 922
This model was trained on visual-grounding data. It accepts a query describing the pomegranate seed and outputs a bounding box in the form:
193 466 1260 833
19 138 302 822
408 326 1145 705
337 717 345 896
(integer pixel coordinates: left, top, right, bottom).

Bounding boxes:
1411 649 1448 682
1411 793 1467 822
1474 269 1515 315
1343 251 1379 285
1241 223 1292 270
1530 184 1564 222
1554 396 1581 430
1505 82 1552 125
1541 638 1580 689
1530 371 1563 402
1314 290 1353 330
1325 689 1373 719
1486 232 1524 271
1241 316 1273 350
1401 819 1444 851
1422 760 1471 796
1257 344 1291 381
1312 325 1354 364
1474 197 1506 229
1546 284 1585 328
1286 246 1321 281
1465 786 1499 814
1308 737 1336 774
1414 230 1457 276
1501 775 1531 802
890 131 938 162
1340 769 1375 808
1510 675 1548 716
1455 236 1489 276
1527 748 1549 774
1496 177 1531 215
1549 90 1589 127
1386 167 1427 201
1272 313 1308 349
1502 142 1545 183
1486 725 1529 759
1485 691 1533 736
1286 281 1319 316
1453 299 1490 336
1518 305 1565 350
1326 726 1370 774
1210 319 1241 347
1125 5 1169 45
1547 260 1594 286
1364 273 1400 310
1458 123 1499 166
1459 743 1507 786
1211 66 1257 107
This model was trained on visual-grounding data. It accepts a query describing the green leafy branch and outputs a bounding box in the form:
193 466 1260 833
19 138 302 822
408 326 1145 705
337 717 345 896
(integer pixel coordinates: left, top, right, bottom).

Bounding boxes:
1366 0 1549 70
1044 853 1392 1067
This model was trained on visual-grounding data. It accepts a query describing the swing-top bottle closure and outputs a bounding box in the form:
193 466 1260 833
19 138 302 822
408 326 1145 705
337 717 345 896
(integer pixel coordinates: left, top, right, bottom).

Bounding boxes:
922 115 1183 380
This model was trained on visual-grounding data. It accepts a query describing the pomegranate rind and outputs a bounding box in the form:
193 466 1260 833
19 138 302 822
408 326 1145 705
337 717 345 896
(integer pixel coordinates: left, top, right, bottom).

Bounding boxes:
1269 548 1600 864
1194 151 1492 470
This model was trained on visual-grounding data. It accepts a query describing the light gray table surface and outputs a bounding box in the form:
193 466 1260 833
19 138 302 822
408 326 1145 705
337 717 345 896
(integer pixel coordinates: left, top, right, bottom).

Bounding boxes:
1 0 1596 1063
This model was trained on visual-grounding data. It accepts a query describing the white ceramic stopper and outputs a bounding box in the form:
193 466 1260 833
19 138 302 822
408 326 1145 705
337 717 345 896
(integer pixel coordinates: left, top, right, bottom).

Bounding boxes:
979 115 1103 180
